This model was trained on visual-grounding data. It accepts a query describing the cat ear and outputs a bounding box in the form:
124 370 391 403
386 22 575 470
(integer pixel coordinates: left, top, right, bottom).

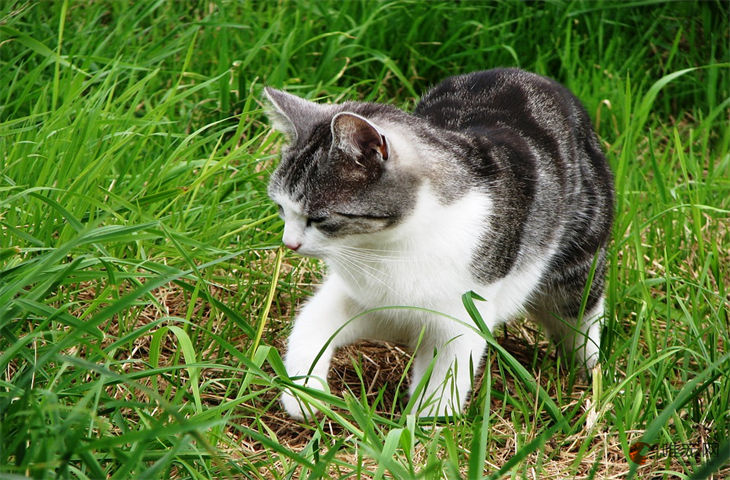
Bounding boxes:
330 112 389 161
264 87 324 142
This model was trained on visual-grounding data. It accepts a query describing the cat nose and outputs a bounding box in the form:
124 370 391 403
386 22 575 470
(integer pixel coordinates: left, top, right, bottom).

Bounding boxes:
284 240 301 251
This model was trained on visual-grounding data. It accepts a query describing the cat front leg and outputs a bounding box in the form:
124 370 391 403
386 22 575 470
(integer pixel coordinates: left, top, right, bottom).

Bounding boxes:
281 275 361 420
408 325 487 418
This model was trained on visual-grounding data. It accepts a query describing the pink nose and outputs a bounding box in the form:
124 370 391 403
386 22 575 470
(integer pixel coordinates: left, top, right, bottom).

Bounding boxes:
284 241 301 251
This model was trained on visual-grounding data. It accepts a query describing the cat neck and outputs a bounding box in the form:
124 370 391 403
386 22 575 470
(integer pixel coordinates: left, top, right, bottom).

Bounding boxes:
323 182 490 299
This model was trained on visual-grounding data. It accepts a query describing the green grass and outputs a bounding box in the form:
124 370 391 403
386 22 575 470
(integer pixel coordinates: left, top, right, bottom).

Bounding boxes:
1 1 729 478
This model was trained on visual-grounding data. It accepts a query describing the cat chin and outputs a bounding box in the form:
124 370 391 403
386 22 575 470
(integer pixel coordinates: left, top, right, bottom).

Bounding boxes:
295 250 321 259
301 247 341 261
286 246 317 258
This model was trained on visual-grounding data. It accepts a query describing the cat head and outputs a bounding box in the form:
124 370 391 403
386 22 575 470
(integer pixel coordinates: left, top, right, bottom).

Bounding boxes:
264 87 420 257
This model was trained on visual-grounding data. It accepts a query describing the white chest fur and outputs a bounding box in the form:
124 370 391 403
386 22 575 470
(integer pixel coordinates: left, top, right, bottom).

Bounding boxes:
326 185 490 309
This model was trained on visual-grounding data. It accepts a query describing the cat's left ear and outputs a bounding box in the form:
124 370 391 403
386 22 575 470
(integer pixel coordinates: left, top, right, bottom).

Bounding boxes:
264 87 329 143
330 112 389 161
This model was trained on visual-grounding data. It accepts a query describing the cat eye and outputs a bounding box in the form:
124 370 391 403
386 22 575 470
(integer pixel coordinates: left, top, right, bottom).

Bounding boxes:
276 204 284 217
334 212 393 221
306 216 327 227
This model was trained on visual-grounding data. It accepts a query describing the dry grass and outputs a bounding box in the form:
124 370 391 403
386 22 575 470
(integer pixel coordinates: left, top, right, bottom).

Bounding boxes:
86 264 729 478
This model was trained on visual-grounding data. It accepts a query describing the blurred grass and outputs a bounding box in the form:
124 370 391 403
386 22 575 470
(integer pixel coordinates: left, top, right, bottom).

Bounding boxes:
1 1 729 478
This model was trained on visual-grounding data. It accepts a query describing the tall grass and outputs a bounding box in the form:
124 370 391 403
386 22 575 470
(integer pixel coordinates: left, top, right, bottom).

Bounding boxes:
1 1 728 478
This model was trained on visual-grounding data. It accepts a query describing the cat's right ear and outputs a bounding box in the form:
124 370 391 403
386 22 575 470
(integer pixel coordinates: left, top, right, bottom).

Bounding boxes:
263 87 321 143
330 112 389 161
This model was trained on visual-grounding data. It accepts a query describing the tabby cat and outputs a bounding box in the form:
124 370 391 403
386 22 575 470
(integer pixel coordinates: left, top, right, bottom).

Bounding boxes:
265 68 614 420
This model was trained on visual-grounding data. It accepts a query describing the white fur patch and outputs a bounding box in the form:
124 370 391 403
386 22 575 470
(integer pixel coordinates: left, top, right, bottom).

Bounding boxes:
278 182 560 419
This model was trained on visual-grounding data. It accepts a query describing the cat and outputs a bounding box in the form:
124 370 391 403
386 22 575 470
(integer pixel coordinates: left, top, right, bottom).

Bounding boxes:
264 68 614 420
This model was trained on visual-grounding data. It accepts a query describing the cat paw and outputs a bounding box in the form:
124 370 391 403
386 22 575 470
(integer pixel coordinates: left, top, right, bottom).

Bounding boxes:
576 361 602 383
416 403 462 420
411 392 464 420
280 389 319 421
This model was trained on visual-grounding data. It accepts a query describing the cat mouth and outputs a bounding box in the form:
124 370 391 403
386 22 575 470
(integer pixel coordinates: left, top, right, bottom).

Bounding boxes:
283 243 321 259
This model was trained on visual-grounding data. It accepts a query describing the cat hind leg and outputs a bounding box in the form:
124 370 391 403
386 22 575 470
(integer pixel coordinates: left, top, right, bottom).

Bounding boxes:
531 293 605 375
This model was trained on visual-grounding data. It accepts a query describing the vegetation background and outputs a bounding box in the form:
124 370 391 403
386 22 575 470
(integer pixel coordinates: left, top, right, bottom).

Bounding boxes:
1 1 728 478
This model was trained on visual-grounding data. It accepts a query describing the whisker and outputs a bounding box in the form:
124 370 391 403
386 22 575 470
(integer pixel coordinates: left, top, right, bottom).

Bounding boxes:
335 245 418 263
326 248 396 294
